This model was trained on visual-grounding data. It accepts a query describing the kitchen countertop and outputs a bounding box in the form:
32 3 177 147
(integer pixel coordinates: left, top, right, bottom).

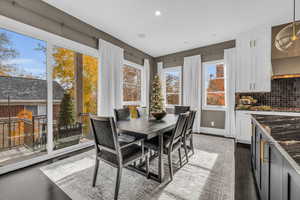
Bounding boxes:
252 114 300 173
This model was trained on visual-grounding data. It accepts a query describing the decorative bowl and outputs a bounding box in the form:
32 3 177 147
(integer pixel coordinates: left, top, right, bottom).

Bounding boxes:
151 111 167 120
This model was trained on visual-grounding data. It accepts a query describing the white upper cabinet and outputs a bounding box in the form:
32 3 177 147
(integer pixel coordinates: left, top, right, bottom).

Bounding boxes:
236 25 272 92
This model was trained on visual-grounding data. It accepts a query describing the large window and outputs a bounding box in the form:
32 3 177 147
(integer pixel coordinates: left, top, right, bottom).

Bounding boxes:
203 61 226 108
122 64 142 104
163 67 182 106
0 16 99 172
0 27 47 165
52 46 98 150
122 63 143 118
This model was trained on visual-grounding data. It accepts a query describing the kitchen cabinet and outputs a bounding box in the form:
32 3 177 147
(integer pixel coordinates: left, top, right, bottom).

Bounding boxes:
260 133 270 200
269 145 283 200
236 25 272 92
236 112 252 143
251 116 300 200
283 160 300 200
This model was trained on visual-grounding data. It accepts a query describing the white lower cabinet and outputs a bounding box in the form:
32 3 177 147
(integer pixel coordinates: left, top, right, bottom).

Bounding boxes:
235 112 252 143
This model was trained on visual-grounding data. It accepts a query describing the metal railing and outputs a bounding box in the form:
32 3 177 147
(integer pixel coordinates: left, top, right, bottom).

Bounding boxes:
0 115 47 152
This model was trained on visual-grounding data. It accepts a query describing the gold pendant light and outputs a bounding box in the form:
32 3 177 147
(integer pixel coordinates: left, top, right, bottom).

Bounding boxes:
275 0 300 52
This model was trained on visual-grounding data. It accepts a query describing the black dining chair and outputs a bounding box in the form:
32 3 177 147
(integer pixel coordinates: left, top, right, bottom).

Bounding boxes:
114 108 131 121
90 115 149 200
174 106 190 114
144 113 189 181
183 110 197 162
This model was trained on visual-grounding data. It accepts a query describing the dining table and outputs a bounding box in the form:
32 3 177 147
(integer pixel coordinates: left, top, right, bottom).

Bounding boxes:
116 114 178 183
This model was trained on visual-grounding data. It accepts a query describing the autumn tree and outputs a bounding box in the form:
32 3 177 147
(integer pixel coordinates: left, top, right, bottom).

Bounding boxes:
0 32 19 76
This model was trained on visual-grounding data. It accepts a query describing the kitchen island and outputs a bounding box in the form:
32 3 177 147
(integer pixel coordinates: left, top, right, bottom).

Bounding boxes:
251 114 300 200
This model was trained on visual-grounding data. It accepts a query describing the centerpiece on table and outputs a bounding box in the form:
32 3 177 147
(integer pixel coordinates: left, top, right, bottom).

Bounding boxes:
150 75 166 120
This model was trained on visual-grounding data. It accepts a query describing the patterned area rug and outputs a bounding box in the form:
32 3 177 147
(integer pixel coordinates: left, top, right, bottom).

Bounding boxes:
41 134 235 200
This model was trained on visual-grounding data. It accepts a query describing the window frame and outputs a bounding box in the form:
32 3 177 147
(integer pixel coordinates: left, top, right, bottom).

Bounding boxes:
122 60 144 106
162 66 182 107
202 60 227 111
0 15 98 174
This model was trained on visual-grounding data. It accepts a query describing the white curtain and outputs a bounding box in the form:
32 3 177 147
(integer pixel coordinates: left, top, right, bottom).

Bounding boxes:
98 39 124 116
225 48 237 138
183 55 202 132
142 59 150 108
157 62 166 105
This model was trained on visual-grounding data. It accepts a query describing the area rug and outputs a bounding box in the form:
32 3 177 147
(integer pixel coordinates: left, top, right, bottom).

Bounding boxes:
40 134 235 200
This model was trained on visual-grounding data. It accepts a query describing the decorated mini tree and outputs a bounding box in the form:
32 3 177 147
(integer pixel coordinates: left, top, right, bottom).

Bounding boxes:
150 75 165 113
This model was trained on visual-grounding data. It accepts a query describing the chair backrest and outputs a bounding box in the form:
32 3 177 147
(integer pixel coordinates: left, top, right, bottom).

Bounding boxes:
186 110 197 132
89 115 120 153
174 106 190 115
170 112 189 145
114 108 130 121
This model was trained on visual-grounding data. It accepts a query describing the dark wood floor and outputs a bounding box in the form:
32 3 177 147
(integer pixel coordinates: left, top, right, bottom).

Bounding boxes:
0 143 259 200
235 143 260 200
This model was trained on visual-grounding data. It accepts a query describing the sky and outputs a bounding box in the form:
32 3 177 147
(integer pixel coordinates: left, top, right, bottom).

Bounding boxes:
0 28 46 80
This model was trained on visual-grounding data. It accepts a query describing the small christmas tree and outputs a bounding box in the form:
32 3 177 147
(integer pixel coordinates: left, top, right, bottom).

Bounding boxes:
150 75 165 113
59 93 75 127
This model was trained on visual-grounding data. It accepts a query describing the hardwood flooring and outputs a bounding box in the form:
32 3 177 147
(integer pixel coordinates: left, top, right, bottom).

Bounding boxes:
0 142 259 200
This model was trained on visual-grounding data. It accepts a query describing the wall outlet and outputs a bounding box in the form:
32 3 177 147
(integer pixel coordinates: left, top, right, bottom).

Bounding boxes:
211 121 215 127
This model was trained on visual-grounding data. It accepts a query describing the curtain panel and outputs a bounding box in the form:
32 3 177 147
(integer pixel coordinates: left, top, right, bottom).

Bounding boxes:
224 48 237 138
183 55 202 132
98 39 124 116
142 59 150 109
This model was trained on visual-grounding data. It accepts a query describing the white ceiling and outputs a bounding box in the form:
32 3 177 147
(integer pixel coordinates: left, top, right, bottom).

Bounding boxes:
43 0 299 57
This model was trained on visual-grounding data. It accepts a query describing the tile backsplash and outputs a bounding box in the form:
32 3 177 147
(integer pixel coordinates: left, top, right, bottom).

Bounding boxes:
237 78 300 108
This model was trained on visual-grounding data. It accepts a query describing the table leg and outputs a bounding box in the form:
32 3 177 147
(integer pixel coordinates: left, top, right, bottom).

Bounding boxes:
158 134 164 182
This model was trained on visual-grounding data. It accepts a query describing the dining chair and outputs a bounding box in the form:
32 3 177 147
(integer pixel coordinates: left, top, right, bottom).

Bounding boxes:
144 113 189 181
174 106 190 114
183 110 197 162
114 108 131 121
90 115 149 200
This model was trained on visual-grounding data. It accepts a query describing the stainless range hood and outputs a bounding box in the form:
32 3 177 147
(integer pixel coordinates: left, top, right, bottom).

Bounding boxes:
272 23 300 79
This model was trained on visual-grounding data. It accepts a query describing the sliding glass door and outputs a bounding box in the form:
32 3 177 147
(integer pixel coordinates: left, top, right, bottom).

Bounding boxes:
51 46 98 150
0 18 99 171
0 28 48 166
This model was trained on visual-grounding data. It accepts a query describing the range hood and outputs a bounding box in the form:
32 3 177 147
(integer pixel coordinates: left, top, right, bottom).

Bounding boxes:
272 23 300 79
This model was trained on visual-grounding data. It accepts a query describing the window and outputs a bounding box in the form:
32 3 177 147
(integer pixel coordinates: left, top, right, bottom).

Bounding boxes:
203 60 226 108
122 64 142 104
163 67 182 106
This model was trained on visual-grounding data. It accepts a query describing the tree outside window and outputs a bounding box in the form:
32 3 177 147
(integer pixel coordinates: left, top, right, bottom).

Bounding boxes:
163 68 181 106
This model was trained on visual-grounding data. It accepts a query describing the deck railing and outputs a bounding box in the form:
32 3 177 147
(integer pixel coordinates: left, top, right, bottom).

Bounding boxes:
0 115 47 152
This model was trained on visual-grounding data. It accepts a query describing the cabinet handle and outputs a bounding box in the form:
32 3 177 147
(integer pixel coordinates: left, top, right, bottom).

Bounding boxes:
253 83 255 90
249 40 252 48
260 140 268 163
253 40 256 47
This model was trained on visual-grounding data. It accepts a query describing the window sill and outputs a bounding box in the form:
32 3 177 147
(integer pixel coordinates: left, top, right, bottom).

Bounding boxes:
202 106 227 111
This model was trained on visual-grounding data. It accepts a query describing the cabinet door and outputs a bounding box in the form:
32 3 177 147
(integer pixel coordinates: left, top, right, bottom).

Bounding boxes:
252 25 272 92
260 138 269 200
236 32 252 92
269 145 283 200
283 160 300 200
236 112 252 143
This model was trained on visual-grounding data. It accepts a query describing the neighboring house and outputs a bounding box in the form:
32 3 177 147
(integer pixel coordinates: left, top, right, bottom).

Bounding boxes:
0 76 65 119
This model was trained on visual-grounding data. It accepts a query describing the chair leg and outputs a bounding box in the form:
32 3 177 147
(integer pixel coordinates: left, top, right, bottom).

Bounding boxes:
114 167 122 200
168 152 173 181
183 140 189 163
178 148 182 167
146 153 150 178
92 158 100 187
190 135 195 155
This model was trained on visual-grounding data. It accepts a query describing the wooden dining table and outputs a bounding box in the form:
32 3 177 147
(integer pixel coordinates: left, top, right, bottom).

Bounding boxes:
117 114 178 183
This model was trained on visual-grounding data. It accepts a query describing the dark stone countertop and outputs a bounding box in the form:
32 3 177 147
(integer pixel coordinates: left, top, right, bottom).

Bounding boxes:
252 115 300 171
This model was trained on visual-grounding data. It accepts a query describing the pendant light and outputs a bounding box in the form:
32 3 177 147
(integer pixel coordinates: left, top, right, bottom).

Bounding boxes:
275 0 300 52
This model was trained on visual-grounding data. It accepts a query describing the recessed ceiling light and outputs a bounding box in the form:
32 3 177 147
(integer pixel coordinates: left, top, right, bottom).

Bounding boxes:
137 33 146 38
155 10 161 16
